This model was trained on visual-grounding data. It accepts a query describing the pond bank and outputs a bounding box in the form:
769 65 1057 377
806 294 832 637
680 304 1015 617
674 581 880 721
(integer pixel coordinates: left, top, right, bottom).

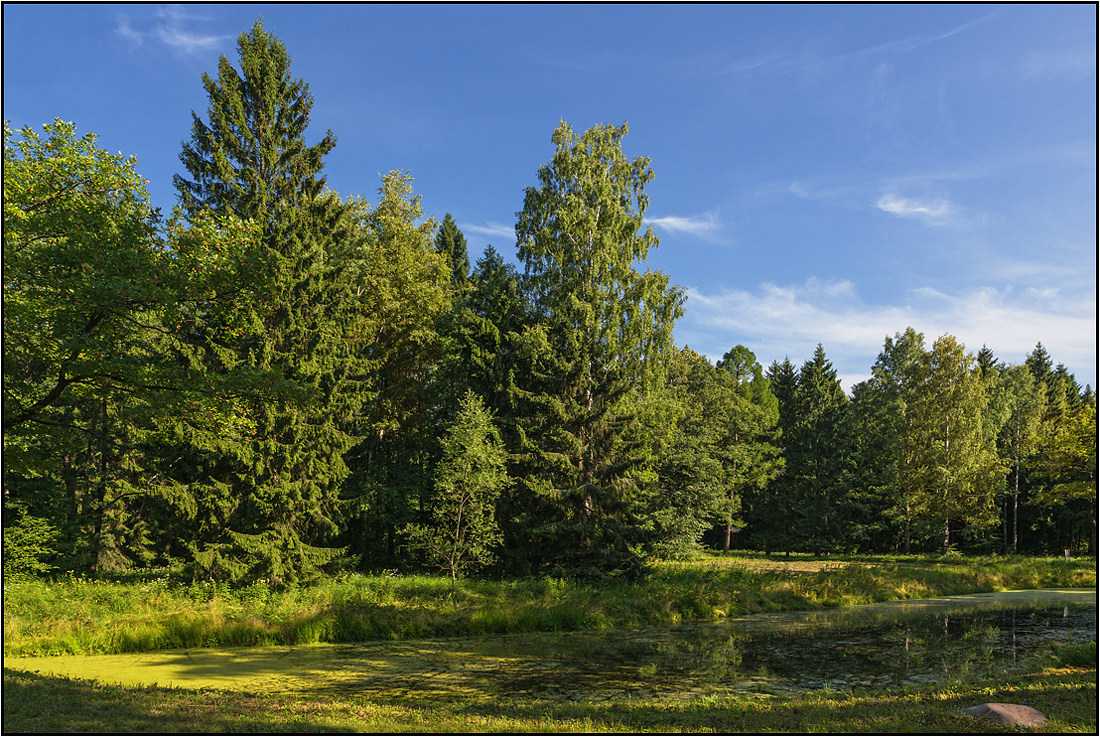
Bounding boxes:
7 589 1095 699
3 657 1095 733
4 554 1094 658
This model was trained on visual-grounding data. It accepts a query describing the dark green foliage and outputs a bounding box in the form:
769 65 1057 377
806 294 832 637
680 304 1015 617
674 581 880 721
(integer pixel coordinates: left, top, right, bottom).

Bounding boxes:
506 121 684 577
741 357 800 552
172 20 364 585
3 120 261 574
1 504 60 579
6 23 1092 578
640 346 782 559
787 345 856 553
404 391 509 582
174 21 335 224
748 349 855 554
434 213 471 286
848 328 927 553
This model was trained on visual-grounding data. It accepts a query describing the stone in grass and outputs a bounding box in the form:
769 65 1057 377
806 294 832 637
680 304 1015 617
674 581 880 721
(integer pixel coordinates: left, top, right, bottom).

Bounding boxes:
957 703 1049 728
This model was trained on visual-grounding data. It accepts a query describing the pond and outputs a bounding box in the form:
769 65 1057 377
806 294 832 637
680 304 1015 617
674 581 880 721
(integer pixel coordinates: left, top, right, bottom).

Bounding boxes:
7 589 1095 704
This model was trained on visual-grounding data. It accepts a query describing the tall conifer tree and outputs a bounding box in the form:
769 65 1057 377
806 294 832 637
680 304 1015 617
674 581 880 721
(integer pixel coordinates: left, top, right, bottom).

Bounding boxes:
747 358 798 552
173 21 362 584
788 345 854 553
435 213 471 287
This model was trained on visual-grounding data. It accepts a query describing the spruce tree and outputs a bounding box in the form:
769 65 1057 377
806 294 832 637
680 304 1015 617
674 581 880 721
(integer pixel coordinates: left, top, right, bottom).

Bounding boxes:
435 213 471 286
173 21 363 584
788 345 854 553
748 358 799 552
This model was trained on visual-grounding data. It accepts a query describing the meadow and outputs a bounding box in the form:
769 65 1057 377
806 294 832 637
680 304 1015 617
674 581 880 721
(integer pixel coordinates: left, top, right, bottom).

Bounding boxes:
4 553 1096 733
4 552 1093 657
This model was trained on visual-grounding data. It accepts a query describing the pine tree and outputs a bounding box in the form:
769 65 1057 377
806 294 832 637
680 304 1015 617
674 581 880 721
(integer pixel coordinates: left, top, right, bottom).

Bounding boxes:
172 21 363 585
508 120 684 576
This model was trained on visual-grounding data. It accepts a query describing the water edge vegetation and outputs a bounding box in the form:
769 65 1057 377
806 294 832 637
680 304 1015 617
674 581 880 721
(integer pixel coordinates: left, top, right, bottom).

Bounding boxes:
4 553 1093 658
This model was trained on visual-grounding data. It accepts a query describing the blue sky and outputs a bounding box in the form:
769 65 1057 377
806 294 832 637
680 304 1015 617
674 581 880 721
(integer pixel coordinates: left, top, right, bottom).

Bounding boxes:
4 3 1096 390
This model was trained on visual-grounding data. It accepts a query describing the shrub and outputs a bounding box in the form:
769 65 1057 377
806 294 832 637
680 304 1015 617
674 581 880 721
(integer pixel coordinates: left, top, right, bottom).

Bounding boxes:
2 505 60 580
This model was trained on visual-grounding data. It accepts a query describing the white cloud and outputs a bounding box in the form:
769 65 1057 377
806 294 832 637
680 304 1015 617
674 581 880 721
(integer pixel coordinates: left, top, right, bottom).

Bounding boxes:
679 278 1096 391
462 222 516 242
875 193 957 223
115 7 229 57
114 15 143 45
723 12 1000 78
647 211 722 237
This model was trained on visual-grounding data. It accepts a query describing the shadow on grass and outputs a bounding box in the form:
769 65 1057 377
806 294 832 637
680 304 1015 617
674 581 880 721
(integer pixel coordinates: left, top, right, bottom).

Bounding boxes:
450 667 1098 734
4 664 1094 734
1 668 345 734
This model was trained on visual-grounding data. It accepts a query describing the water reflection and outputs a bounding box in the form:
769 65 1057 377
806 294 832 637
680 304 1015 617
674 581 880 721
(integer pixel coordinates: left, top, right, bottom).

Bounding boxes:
8 589 1095 704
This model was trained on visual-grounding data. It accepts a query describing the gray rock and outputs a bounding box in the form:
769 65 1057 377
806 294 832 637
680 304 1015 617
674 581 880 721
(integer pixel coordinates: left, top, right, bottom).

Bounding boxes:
957 703 1049 727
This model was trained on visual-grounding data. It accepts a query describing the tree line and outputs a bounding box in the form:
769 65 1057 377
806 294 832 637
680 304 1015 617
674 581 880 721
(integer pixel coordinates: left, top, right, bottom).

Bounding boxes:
4 22 1095 585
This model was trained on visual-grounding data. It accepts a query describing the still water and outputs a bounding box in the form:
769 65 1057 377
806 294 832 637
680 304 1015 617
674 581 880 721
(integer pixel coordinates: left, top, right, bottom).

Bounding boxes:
8 589 1095 703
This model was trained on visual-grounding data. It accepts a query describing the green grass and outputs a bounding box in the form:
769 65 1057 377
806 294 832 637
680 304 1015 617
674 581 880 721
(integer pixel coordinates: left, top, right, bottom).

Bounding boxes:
3 553 1094 657
3 662 1095 733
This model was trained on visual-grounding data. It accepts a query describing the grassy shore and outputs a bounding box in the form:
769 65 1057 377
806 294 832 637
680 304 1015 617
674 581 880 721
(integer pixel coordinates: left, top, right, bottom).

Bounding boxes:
4 552 1094 658
3 655 1095 733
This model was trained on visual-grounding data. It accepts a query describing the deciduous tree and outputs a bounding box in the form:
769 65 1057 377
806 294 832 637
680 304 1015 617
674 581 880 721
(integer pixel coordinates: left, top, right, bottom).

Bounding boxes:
905 335 1003 555
508 120 684 575
404 391 509 583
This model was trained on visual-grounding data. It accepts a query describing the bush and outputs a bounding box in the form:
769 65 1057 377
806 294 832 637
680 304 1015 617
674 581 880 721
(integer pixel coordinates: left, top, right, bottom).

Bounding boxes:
2 505 60 580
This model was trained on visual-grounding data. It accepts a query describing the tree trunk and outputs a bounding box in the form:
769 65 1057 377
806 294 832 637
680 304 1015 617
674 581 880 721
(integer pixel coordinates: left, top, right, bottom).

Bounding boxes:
904 491 911 555
1012 454 1020 554
942 517 950 556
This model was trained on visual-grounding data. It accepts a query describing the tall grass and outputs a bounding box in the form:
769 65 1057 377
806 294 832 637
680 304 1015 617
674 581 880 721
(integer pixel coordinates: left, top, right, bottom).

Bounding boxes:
4 554 1094 657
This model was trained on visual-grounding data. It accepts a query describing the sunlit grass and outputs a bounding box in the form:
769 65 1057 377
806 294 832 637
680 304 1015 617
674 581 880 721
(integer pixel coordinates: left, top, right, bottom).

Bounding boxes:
3 554 1094 657
3 662 1095 733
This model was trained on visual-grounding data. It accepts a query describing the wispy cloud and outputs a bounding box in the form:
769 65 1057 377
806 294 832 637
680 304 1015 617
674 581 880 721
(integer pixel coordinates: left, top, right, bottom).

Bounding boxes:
679 278 1096 390
724 11 1001 78
875 193 957 224
462 222 516 242
647 211 722 238
1022 49 1095 80
115 6 229 57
